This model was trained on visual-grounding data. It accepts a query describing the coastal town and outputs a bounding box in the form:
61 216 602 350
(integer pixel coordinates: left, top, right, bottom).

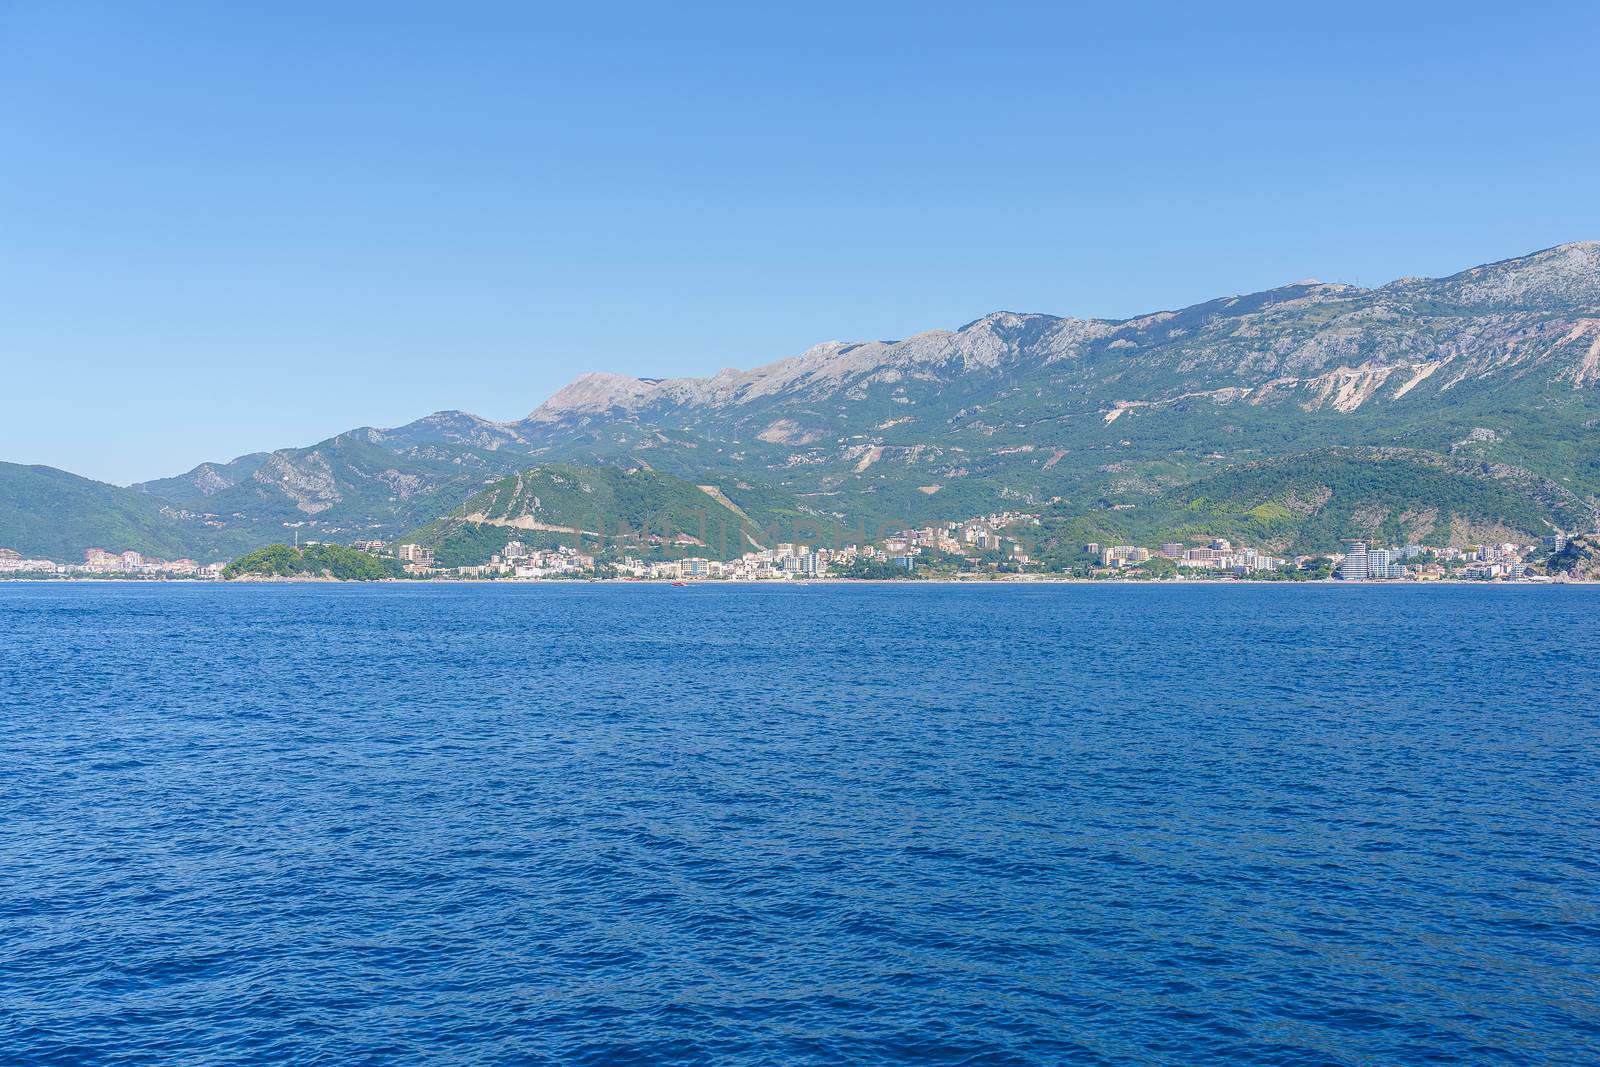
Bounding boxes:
3 514 1593 583
0 547 228 579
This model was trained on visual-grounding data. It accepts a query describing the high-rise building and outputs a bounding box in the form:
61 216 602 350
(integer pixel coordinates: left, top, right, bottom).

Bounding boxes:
1339 540 1369 580
1367 549 1391 578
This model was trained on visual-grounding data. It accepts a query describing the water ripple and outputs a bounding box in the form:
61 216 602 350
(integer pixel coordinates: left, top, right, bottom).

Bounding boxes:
1 583 1598 1064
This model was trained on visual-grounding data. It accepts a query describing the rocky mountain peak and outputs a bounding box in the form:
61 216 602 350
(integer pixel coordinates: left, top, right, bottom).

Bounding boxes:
526 372 662 421
1384 241 1600 310
514 242 1600 434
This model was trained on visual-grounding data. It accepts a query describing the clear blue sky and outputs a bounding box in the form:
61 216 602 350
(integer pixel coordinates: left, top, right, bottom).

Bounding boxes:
3 2 1596 484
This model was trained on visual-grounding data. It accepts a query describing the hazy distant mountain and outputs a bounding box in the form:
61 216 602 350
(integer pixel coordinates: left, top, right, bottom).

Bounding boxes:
132 452 271 505
6 242 1598 561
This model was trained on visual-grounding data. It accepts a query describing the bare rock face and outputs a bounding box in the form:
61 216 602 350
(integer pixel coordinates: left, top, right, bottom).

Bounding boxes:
131 452 271 505
521 243 1600 434
361 411 531 451
1548 534 1600 580
525 373 664 421
252 452 342 514
88 241 1598 560
189 464 235 496
1382 241 1600 311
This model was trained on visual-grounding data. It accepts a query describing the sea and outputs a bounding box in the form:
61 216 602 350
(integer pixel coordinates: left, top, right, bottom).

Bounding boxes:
1 582 1597 1065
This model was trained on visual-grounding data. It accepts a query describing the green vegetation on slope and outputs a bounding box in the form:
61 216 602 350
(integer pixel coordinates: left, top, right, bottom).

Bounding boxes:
406 463 773 565
1154 450 1578 551
0 462 253 562
13 247 1600 559
131 452 270 506
223 543 399 580
1031 448 1589 564
165 432 533 544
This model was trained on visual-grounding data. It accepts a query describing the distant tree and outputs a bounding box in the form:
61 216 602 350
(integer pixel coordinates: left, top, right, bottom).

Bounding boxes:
223 542 390 581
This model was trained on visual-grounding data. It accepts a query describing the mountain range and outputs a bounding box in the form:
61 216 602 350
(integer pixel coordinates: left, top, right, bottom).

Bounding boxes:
4 242 1598 562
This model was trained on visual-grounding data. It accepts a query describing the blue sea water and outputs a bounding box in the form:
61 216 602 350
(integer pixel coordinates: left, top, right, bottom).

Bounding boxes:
1 583 1597 1066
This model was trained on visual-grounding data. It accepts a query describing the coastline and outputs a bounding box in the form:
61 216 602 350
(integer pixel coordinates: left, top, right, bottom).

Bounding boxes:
3 576 1595 587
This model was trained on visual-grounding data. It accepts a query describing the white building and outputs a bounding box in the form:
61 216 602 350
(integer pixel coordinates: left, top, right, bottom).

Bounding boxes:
1338 540 1369 580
